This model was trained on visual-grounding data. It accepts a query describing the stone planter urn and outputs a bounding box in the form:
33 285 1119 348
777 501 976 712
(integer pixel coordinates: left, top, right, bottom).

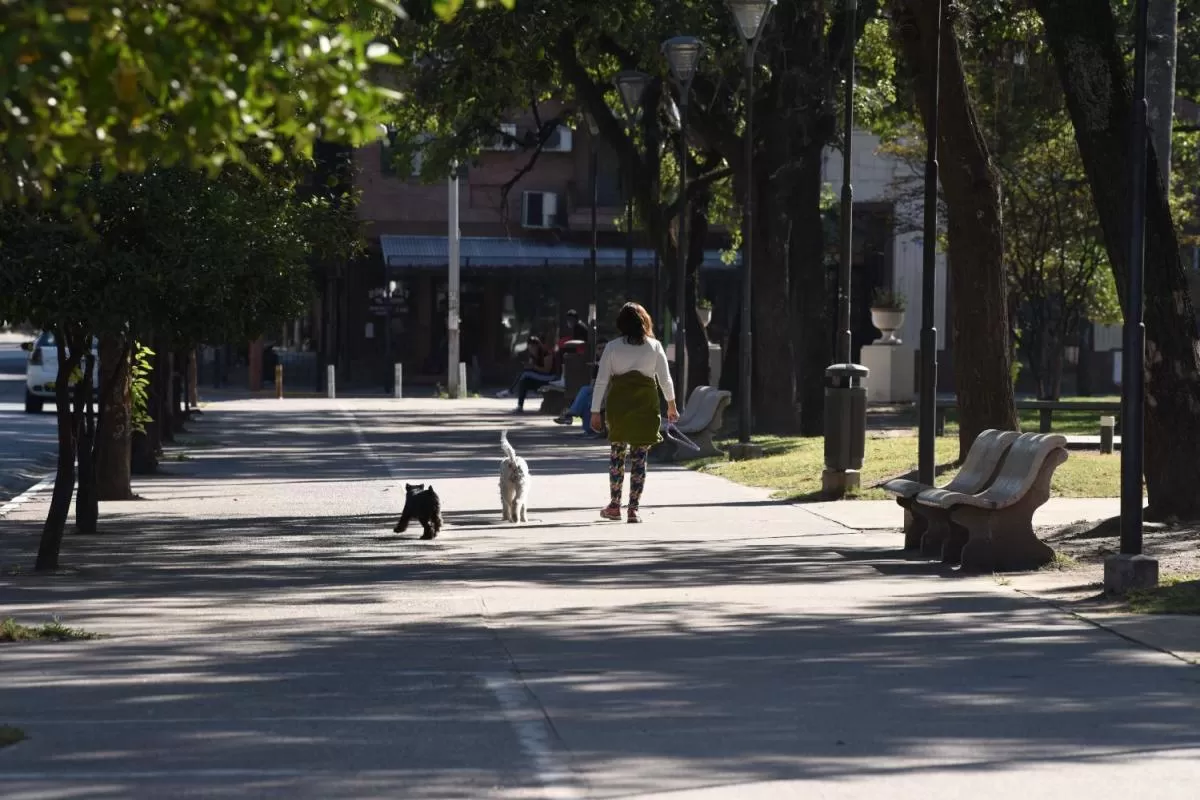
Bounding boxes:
695 305 713 328
870 308 905 345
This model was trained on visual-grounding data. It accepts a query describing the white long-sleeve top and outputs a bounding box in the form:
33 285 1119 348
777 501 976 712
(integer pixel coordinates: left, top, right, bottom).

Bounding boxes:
591 337 676 413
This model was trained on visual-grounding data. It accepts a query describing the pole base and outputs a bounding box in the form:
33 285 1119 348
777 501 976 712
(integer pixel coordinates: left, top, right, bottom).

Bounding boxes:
821 469 862 498
1103 553 1159 596
728 443 765 462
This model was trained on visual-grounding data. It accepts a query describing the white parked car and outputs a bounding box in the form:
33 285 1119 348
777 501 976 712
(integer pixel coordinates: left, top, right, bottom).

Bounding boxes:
23 332 99 413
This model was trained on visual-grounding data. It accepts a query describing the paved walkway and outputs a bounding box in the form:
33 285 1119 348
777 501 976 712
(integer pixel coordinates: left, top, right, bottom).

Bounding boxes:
1 398 1198 799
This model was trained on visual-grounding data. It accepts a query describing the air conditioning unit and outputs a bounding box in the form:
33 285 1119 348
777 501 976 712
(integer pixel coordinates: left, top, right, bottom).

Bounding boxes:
487 123 519 151
521 191 559 229
543 125 573 153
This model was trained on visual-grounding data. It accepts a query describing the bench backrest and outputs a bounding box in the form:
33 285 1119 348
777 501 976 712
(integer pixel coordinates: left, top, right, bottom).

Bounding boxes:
944 429 1020 495
976 433 1068 506
678 386 732 434
674 385 714 429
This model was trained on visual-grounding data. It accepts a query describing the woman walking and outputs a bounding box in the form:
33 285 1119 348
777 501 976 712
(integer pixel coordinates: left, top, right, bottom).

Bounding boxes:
590 303 678 523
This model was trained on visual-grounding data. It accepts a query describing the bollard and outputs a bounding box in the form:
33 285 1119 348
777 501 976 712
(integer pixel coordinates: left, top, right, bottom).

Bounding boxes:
456 362 468 398
394 363 403 399
275 364 283 399
1099 415 1115 454
326 364 336 399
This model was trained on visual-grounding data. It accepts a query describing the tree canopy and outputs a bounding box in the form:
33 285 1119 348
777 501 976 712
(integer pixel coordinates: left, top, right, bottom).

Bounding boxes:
0 0 516 199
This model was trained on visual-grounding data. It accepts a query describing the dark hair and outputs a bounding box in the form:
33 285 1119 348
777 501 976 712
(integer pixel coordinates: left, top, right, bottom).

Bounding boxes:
527 335 543 351
615 302 654 345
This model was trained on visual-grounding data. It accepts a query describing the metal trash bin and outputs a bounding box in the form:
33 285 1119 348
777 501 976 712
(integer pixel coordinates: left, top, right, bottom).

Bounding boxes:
824 363 869 472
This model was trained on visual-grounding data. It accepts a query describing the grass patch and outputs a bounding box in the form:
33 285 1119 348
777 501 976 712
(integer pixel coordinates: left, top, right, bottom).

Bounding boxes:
694 434 1120 501
944 396 1121 437
0 726 25 748
0 617 100 642
1041 552 1081 572
1127 575 1200 615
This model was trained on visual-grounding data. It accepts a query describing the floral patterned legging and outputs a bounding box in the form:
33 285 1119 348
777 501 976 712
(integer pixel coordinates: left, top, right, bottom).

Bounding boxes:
609 443 650 510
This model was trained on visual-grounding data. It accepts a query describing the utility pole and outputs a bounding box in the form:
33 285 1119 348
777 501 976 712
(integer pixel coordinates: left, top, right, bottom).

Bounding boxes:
447 162 462 397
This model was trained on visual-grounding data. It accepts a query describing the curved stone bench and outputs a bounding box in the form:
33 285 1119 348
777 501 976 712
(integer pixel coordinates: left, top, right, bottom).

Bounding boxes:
916 433 1069 572
654 386 731 462
883 429 1019 553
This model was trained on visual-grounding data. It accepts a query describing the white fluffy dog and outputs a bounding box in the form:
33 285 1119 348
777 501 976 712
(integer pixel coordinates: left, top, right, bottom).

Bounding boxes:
499 431 530 523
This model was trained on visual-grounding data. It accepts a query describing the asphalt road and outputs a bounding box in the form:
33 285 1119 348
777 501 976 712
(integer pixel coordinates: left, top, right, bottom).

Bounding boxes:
1 397 1198 799
0 335 57 504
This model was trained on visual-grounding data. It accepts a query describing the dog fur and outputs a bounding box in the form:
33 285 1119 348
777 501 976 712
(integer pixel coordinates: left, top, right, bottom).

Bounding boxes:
394 483 443 539
499 431 530 523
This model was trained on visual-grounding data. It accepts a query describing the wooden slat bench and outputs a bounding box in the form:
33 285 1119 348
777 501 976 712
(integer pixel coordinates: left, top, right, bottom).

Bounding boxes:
882 429 1019 553
915 433 1069 572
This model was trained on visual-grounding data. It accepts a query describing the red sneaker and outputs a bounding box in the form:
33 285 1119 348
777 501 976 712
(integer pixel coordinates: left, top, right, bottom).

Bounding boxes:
600 504 622 521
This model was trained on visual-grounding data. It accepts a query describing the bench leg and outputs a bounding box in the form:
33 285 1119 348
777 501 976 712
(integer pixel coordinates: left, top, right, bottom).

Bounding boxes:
691 429 722 459
940 518 969 566
952 450 1066 573
902 501 926 551
917 506 954 560
898 498 927 551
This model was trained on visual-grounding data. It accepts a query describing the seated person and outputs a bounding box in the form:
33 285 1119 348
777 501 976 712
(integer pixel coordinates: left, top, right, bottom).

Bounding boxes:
496 335 557 413
554 339 607 436
556 309 590 355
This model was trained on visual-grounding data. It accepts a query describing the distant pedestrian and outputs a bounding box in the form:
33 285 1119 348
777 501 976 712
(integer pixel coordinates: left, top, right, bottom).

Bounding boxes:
496 336 557 413
591 303 677 524
557 309 590 354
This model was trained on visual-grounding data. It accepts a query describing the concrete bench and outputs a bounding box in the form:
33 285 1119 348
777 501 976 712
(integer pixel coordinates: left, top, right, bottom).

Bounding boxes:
538 349 590 415
653 385 731 462
882 429 1019 553
915 433 1069 572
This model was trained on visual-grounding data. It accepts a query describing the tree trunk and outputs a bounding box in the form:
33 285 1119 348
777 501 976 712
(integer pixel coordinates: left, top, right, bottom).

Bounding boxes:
35 336 82 572
747 169 798 433
1036 0 1200 520
790 140 832 436
75 352 98 535
894 0 1020 458
721 309 741 395
157 348 175 444
187 348 200 409
172 349 188 433
1146 0 1178 190
684 198 711 395
96 334 134 501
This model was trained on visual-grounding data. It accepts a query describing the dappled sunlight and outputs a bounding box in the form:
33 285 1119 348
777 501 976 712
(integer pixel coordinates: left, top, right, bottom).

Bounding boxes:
2 398 1198 797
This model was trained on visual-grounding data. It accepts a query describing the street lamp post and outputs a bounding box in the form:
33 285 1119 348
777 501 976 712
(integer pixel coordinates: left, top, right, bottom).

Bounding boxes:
663 36 705 408
918 0 942 487
614 71 650 303
726 0 775 456
585 113 601 367
821 0 869 497
1106 0 1159 594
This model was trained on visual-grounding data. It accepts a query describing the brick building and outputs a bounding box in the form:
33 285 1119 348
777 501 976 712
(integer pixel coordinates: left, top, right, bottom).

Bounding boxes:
322 106 738 389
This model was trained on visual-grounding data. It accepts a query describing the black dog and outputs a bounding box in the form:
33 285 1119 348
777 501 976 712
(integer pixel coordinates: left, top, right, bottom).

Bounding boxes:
394 484 443 540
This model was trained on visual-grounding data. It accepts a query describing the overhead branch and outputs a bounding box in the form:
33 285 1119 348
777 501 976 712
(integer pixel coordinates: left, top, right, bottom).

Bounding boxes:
495 112 569 224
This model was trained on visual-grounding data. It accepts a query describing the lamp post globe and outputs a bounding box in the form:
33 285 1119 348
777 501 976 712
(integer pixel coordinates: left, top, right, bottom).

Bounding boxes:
662 37 704 85
726 0 776 43
614 71 650 121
